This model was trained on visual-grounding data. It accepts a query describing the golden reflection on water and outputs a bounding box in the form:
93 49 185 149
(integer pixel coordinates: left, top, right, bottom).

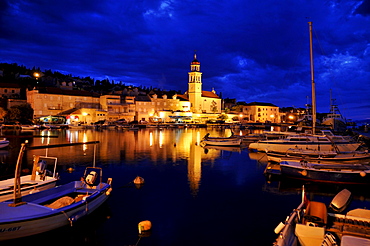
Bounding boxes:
28 128 244 196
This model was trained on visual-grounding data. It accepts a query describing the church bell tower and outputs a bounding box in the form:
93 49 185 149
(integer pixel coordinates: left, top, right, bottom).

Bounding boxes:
188 53 202 113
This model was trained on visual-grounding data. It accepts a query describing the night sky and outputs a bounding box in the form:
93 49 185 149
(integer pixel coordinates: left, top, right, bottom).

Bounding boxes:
1 0 370 120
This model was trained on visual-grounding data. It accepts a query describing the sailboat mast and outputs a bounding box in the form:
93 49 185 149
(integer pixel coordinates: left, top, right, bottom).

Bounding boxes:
308 22 316 134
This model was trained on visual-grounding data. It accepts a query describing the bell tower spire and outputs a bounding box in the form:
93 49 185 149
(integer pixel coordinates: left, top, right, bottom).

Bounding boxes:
188 52 202 113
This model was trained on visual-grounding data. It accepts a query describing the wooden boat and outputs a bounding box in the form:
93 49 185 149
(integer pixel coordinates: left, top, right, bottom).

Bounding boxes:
0 140 103 202
68 124 86 130
0 138 9 149
200 133 242 147
0 141 112 241
278 160 370 184
203 145 243 153
265 148 370 163
20 125 38 130
200 138 242 147
248 131 361 153
273 187 370 246
0 151 59 202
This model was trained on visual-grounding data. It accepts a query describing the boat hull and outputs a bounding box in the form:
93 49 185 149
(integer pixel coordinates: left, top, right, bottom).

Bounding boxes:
266 149 370 163
0 176 57 202
0 140 9 149
249 141 360 153
0 181 111 241
200 138 242 147
280 161 370 184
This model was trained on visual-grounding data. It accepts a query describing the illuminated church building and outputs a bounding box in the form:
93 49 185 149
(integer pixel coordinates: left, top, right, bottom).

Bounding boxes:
181 54 222 114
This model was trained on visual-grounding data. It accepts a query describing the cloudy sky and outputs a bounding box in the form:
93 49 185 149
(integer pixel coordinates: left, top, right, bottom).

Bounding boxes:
1 0 369 120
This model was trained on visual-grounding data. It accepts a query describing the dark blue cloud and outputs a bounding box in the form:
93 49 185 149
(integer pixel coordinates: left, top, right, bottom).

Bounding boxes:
1 0 369 120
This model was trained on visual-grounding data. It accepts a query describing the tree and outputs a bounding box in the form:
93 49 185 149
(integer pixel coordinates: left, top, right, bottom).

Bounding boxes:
7 104 34 123
0 107 7 122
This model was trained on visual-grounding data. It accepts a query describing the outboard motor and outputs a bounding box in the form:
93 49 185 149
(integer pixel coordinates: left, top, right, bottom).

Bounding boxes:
85 171 98 187
329 189 352 213
36 160 47 180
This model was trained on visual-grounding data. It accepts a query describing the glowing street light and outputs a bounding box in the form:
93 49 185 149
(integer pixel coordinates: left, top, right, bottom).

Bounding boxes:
82 112 88 124
33 72 40 80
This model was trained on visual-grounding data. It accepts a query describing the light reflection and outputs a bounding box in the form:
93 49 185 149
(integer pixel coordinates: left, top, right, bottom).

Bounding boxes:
29 128 242 197
41 130 51 145
74 131 78 142
196 131 201 145
159 131 163 148
83 132 88 152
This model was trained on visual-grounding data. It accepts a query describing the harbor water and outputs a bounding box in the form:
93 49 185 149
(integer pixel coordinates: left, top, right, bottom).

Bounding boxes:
1 127 370 246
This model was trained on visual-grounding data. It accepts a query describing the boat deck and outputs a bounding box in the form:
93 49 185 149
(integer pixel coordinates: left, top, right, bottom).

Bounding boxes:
327 213 370 240
311 164 370 171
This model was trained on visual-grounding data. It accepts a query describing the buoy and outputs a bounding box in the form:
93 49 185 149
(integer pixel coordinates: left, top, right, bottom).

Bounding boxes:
301 170 307 176
133 176 145 185
360 171 366 177
105 188 113 195
67 167 74 173
138 220 152 235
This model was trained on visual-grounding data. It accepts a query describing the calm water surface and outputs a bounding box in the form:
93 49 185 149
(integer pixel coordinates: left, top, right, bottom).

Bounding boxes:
2 127 370 246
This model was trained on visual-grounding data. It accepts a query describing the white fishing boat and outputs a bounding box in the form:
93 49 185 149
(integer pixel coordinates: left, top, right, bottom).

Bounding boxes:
0 154 59 202
20 125 38 130
265 148 370 163
68 124 86 130
200 138 242 147
0 142 112 241
0 138 9 149
278 160 370 184
321 90 347 133
248 131 361 153
251 22 361 154
0 140 101 202
273 187 370 246
200 133 242 147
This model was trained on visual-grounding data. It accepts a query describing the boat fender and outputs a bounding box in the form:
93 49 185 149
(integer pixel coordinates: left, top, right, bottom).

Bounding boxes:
360 171 366 177
274 222 285 234
106 188 112 195
301 170 308 176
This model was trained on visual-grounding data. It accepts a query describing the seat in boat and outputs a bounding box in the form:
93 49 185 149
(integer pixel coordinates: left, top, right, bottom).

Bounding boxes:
295 201 328 246
303 201 328 226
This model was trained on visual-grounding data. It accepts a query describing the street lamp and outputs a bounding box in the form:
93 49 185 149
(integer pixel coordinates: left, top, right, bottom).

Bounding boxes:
33 72 40 81
270 114 275 123
82 112 88 124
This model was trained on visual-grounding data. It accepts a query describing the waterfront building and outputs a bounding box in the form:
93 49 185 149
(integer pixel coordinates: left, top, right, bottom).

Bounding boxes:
27 87 101 124
0 83 21 99
240 102 280 123
25 53 223 124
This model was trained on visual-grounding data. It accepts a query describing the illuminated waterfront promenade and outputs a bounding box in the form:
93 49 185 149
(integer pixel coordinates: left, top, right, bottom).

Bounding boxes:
1 127 369 245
